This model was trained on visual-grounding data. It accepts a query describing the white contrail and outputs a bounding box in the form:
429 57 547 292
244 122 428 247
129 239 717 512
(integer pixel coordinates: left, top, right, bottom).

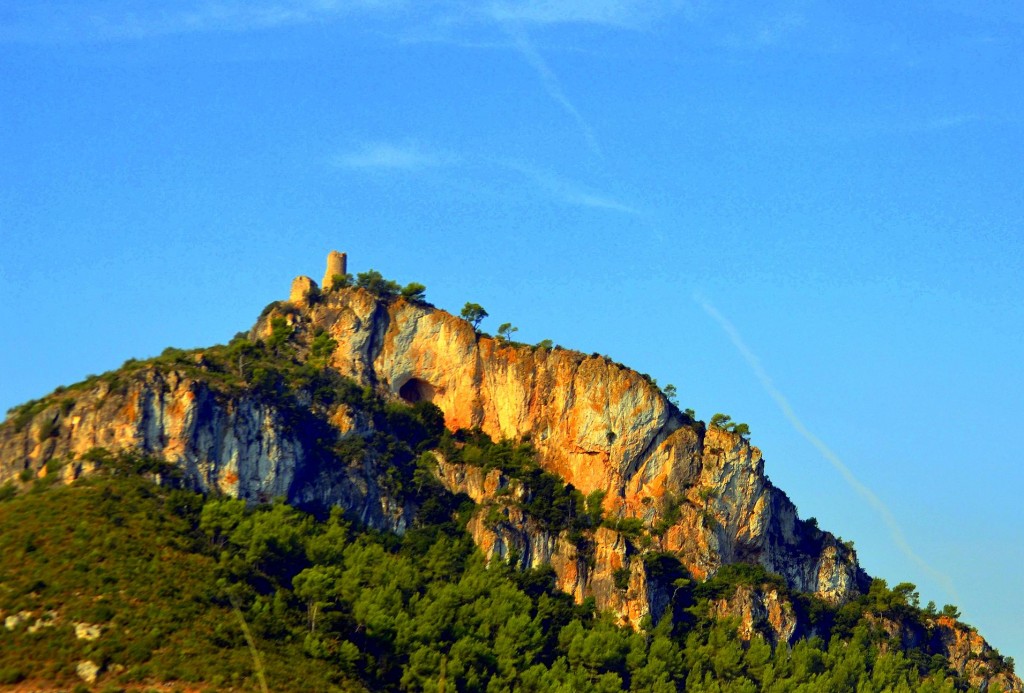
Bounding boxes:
499 23 602 157
696 294 959 602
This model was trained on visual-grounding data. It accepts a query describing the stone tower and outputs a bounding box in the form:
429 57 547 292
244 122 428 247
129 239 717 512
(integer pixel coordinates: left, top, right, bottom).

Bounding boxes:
322 250 348 290
289 276 318 304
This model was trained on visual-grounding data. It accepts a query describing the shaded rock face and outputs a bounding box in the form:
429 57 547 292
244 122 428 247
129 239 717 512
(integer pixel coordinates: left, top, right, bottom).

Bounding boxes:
863 614 1022 693
712 586 799 645
0 369 412 534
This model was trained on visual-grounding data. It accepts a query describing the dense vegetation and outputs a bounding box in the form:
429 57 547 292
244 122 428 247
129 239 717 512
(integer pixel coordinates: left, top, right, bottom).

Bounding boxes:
1 440 1011 691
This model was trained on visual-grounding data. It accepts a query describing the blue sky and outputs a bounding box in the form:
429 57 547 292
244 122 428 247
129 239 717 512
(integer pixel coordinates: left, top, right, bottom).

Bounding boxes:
2 0 1022 664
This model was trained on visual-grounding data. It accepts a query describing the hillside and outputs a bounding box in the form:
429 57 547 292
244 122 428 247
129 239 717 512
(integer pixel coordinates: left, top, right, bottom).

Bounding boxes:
0 252 1019 692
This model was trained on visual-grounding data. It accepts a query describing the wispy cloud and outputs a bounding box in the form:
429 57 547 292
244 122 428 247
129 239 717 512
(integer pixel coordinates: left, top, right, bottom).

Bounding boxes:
480 2 695 158
498 24 602 157
487 0 688 29
722 11 807 50
2 1 650 164
3 0 691 43
1 0 406 42
333 140 638 214
333 141 457 171
500 160 639 213
755 12 806 46
572 192 638 213
696 294 960 602
917 114 980 132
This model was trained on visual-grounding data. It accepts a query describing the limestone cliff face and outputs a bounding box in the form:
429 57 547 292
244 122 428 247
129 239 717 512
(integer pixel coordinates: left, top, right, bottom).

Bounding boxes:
711 585 799 644
0 368 412 533
251 287 864 619
1 283 858 625
433 458 670 629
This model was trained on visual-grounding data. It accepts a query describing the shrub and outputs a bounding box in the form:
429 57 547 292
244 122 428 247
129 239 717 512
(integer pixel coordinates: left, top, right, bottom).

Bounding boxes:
258 301 281 318
11 399 49 433
709 413 751 440
497 323 518 343
355 270 400 299
0 667 26 685
330 273 353 290
400 282 427 303
653 493 683 535
603 517 645 538
663 384 678 406
709 413 732 428
38 417 58 442
266 317 293 353
584 490 605 526
695 562 786 601
308 331 337 367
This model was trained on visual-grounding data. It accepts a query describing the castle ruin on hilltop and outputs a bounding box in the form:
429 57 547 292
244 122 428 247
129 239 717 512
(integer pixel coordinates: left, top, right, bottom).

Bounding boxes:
289 250 347 303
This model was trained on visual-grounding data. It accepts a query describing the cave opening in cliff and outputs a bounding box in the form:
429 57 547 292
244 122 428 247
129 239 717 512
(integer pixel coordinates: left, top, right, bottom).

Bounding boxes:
399 378 436 404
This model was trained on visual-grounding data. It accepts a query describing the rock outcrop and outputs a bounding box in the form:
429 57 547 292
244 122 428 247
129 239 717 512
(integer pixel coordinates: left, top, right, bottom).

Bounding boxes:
1 258 862 615
857 613 1021 691
931 615 1020 692
712 585 799 644
0 368 414 534
253 276 865 608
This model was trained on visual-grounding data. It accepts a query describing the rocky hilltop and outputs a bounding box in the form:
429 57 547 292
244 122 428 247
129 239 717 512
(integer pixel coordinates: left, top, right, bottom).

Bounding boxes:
1 252 1018 692
262 275 864 614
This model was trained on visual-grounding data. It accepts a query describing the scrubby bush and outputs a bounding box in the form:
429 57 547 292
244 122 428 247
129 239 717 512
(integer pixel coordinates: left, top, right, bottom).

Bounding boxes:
329 273 353 290
37 417 58 442
400 282 427 302
709 413 751 440
355 270 400 299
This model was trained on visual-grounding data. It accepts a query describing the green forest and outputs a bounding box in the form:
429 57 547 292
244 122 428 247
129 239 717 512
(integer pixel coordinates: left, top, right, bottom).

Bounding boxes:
0 432 1013 690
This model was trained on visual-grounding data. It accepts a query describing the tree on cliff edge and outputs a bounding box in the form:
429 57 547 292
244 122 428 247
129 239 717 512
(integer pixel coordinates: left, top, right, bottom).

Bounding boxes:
497 323 518 343
460 303 488 330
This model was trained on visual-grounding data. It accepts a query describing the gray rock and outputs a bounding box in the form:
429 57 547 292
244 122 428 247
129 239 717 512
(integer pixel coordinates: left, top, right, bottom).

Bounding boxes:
76 660 100 685
74 622 102 640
